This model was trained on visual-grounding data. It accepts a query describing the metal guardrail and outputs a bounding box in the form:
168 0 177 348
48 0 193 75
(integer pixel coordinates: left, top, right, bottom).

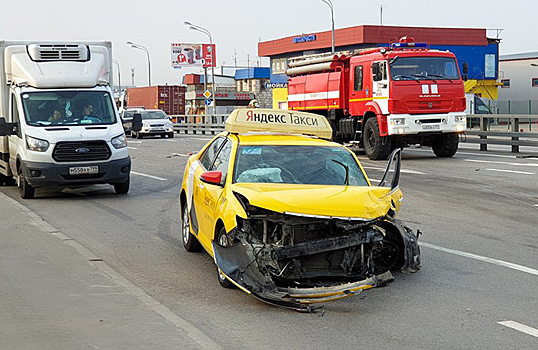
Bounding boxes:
464 114 538 153
170 114 538 153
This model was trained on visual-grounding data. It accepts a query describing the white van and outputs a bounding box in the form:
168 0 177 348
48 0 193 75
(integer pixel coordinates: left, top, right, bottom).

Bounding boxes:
0 42 130 198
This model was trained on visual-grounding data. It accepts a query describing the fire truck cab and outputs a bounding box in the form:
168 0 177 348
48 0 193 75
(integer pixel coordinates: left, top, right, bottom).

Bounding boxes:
287 37 467 160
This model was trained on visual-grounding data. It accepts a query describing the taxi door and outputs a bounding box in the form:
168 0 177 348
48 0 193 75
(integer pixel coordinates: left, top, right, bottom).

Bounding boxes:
197 138 233 249
378 149 403 216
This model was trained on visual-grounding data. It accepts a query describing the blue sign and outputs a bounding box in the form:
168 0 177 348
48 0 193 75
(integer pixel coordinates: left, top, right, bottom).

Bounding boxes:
204 98 212 106
293 34 317 44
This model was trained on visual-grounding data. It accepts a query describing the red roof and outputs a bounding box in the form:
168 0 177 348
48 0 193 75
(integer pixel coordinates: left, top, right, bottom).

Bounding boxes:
258 25 487 57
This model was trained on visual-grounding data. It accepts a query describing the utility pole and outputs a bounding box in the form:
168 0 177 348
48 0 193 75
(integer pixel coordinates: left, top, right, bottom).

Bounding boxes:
234 50 238 67
131 68 135 86
380 5 383 26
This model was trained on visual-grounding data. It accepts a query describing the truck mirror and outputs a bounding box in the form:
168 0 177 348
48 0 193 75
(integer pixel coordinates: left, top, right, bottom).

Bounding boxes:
372 63 379 76
132 113 142 132
0 117 17 136
462 62 468 81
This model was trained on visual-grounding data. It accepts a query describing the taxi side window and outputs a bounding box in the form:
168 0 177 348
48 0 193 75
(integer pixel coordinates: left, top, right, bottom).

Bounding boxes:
210 140 232 181
200 137 225 170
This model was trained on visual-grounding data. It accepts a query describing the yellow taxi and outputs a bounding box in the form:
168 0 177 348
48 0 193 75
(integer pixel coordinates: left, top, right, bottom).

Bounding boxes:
179 109 420 311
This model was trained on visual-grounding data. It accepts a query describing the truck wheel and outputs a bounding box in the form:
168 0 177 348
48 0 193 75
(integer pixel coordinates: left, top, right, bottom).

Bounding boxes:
364 118 392 160
168 132 174 138
216 226 234 289
113 177 130 194
432 133 459 157
182 203 202 252
19 173 35 199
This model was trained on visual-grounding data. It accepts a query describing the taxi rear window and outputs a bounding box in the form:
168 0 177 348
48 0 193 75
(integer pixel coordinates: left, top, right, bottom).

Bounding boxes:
233 145 368 186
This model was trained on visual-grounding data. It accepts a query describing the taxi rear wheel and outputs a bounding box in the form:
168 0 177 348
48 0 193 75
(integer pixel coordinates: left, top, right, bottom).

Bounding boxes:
182 204 202 252
216 227 234 289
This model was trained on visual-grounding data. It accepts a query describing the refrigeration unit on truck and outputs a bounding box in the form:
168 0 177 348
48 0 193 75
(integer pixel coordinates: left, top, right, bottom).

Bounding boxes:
0 41 131 198
287 37 467 160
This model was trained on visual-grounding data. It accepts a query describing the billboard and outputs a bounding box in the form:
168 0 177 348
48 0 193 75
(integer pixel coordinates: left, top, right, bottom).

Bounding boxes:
171 43 216 68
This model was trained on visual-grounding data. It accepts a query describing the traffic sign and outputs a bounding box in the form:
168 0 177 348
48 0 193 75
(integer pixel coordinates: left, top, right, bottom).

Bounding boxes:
204 98 212 106
203 90 212 99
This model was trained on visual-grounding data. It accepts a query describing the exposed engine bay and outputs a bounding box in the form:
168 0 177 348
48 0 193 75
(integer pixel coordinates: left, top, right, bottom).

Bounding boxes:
213 200 421 312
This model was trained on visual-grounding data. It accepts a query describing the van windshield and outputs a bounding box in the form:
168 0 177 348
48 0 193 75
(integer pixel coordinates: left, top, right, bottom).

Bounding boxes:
21 91 117 126
390 56 460 80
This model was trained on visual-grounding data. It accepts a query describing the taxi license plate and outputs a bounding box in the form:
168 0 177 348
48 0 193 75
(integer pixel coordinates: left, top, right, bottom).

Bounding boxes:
69 166 99 175
422 125 440 130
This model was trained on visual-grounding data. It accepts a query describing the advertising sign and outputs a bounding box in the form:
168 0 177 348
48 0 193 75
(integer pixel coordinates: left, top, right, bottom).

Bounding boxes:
171 43 216 68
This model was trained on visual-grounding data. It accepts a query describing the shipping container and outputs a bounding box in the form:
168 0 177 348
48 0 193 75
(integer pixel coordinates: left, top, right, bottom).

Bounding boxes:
126 85 186 115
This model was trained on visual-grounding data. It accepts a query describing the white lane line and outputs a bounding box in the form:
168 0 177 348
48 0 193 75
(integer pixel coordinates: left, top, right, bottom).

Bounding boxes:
362 166 426 175
193 137 213 141
369 178 381 182
128 147 138 150
128 140 142 144
131 171 167 181
464 159 538 167
165 139 177 142
498 321 538 338
420 242 538 276
486 168 535 175
406 148 536 160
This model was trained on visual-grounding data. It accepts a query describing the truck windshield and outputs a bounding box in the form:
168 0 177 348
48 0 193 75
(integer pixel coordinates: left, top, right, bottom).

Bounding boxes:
233 145 369 186
390 56 460 80
21 91 117 127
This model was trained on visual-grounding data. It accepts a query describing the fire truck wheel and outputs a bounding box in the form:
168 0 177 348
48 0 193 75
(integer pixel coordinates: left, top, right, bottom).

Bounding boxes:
364 118 392 160
432 133 459 157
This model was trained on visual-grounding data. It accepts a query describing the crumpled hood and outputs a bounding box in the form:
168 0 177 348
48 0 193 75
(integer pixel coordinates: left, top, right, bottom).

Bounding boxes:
232 183 392 219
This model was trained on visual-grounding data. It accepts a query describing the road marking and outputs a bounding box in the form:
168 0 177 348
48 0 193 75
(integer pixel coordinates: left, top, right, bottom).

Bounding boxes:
128 140 142 144
420 242 538 276
0 193 222 350
464 159 538 167
165 139 177 142
361 166 425 175
497 321 538 338
128 147 138 150
486 168 535 175
406 147 538 160
131 171 167 181
193 137 213 141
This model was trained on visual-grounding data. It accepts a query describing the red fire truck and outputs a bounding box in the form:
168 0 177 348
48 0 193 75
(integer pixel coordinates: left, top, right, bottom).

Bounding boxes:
287 37 467 160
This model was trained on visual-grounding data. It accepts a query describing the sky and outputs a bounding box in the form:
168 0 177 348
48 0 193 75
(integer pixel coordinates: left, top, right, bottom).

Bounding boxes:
0 0 533 86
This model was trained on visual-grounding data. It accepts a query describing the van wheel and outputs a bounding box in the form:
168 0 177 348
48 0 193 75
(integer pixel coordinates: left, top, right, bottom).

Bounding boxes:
19 173 35 199
168 133 174 138
363 118 392 160
182 203 202 252
216 226 234 289
113 178 130 194
432 133 459 157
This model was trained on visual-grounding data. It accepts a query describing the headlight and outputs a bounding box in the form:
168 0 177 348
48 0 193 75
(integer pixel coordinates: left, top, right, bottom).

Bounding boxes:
142 122 149 129
111 134 127 149
390 118 406 126
455 116 466 123
26 135 49 152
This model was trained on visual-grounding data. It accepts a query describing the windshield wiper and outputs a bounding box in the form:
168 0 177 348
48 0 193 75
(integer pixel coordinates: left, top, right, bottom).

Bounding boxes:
412 74 437 83
331 159 349 186
393 74 421 82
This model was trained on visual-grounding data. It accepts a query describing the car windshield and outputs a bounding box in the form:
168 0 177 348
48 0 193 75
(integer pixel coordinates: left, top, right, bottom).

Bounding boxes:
141 110 168 120
21 91 117 126
390 56 460 80
233 145 369 186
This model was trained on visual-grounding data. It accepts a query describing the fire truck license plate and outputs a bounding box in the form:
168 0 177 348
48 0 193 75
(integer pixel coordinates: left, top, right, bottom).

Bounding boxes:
69 166 99 175
422 125 440 130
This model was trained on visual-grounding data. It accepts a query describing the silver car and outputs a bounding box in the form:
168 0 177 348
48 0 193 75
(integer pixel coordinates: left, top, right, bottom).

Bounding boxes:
130 109 175 139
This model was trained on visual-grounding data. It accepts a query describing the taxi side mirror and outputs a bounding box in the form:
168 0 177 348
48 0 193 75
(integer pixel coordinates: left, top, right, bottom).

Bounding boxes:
200 171 224 187
0 117 17 136
132 113 142 132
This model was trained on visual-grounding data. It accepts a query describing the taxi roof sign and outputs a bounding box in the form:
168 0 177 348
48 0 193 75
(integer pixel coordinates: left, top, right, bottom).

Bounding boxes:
225 108 333 139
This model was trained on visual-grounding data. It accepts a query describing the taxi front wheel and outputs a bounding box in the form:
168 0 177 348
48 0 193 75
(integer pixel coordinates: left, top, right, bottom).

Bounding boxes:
182 204 202 252
216 227 234 289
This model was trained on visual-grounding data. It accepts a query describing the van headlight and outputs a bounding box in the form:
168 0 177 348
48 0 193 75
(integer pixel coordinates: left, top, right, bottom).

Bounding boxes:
111 134 127 149
455 116 466 123
26 135 49 152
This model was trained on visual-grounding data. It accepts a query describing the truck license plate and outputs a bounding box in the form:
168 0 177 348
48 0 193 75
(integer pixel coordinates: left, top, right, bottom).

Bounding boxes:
69 166 99 175
422 125 440 130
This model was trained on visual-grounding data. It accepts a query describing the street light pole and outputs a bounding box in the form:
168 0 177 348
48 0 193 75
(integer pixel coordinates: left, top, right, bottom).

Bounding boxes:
184 21 216 115
126 41 151 86
321 0 335 54
112 59 121 96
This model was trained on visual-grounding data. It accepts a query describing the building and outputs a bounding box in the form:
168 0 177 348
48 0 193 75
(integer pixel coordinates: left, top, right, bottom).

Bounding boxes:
496 52 538 114
258 25 500 109
234 67 271 108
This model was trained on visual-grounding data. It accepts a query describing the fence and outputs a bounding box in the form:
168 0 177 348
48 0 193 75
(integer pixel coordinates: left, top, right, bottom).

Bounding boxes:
170 114 538 153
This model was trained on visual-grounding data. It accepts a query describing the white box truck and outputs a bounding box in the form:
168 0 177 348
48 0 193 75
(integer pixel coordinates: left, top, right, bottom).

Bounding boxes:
0 41 130 198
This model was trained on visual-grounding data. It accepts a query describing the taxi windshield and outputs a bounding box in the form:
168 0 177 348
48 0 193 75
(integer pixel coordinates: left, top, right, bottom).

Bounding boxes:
233 145 369 186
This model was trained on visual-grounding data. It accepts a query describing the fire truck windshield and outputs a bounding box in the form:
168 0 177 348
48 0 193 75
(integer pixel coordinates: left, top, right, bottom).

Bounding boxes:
389 56 460 81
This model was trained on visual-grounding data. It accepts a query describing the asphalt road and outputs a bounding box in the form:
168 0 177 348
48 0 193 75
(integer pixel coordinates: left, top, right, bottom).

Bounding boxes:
1 135 537 350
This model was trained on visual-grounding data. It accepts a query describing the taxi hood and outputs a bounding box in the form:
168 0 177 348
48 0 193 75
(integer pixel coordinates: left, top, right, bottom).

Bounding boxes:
231 183 392 219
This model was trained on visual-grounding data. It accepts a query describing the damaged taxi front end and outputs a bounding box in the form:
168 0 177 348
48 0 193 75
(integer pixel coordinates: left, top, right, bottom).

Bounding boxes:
213 175 420 311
